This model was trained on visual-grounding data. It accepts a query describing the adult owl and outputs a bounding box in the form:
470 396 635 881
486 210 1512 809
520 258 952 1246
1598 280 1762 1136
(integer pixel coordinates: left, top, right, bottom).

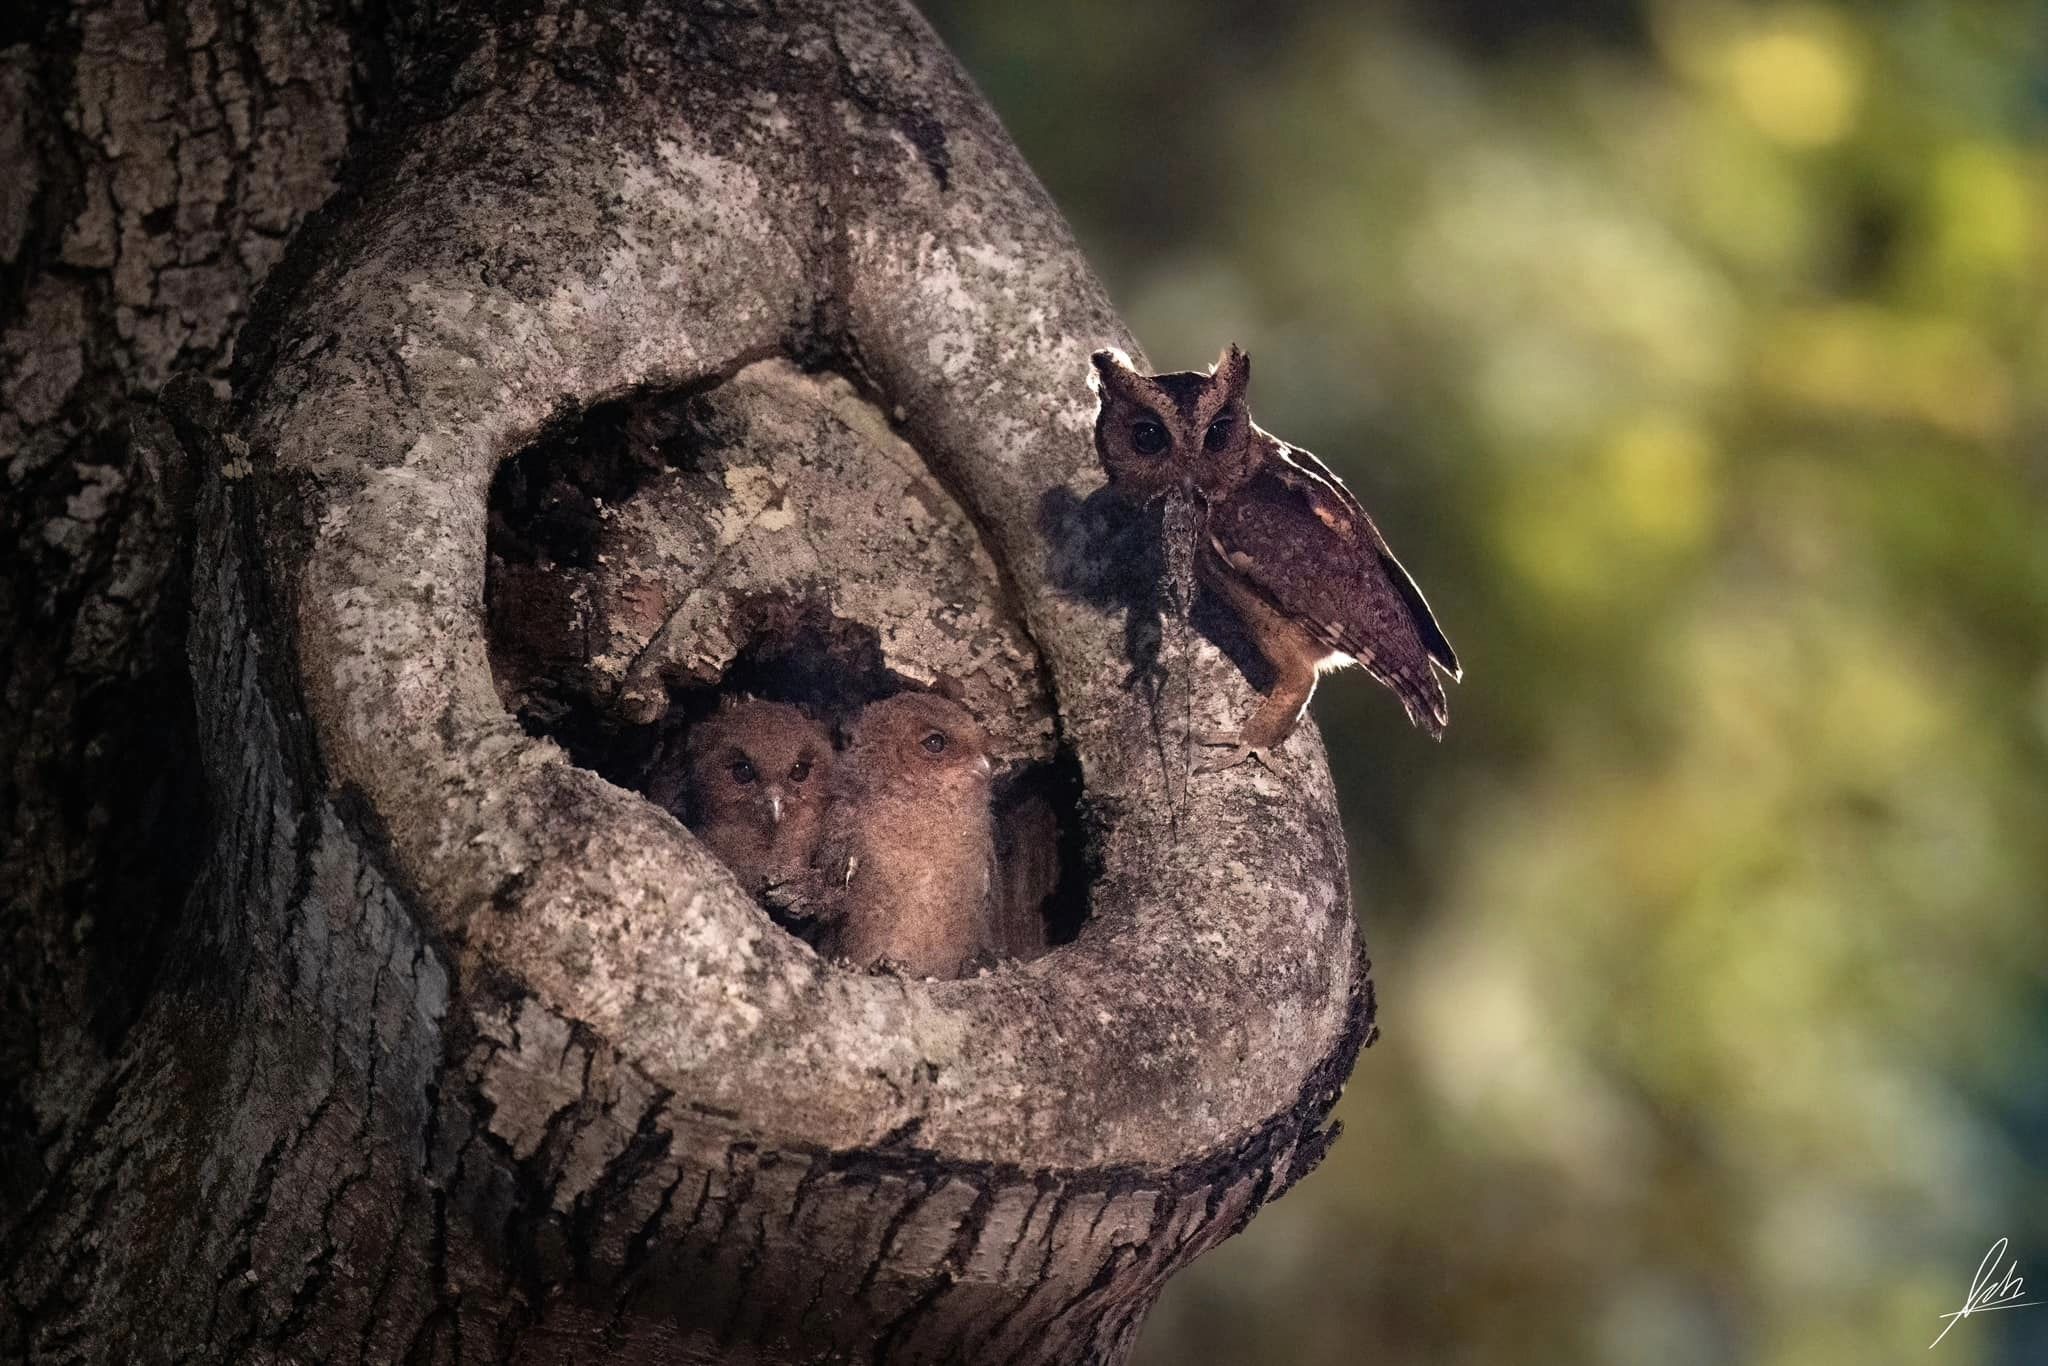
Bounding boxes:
1090 344 1461 769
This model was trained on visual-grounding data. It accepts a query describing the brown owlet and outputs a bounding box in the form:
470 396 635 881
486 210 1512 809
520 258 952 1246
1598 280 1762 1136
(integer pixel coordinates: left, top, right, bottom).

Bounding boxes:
1090 344 1461 769
800 692 998 979
681 697 834 895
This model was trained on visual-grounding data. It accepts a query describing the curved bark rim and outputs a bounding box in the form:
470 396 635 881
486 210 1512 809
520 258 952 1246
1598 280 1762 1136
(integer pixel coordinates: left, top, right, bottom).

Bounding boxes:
235 0 1363 1177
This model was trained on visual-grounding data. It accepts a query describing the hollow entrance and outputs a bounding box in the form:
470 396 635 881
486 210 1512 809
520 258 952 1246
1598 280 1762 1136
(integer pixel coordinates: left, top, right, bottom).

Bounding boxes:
484 361 1089 969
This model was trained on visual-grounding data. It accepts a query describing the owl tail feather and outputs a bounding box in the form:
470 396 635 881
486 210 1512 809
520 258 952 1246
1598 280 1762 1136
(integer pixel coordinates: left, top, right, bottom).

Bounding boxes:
1382 663 1449 741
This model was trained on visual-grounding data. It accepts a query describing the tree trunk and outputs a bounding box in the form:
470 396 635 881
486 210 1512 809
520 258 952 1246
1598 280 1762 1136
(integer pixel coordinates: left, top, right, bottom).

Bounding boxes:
2 0 395 1223
1 2 1372 1362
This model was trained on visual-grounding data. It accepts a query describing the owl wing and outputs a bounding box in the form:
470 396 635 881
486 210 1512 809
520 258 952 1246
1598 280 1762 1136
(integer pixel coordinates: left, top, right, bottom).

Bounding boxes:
1264 442 1459 678
1207 444 1459 734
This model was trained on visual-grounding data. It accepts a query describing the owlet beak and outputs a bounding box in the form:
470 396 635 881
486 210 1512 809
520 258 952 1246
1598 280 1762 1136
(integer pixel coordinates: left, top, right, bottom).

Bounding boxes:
765 791 785 826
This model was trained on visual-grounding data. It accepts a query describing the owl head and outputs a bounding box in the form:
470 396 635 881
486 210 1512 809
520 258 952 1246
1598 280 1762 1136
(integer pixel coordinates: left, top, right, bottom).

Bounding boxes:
684 696 833 837
1088 343 1254 502
845 692 993 801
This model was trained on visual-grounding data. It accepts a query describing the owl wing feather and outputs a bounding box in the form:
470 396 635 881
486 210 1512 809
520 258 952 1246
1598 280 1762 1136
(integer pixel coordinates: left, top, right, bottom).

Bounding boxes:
1265 441 1460 678
1206 442 1457 735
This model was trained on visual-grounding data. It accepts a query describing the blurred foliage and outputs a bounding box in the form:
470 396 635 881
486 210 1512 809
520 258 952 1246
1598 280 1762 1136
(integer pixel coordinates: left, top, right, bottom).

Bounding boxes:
919 1 2048 1362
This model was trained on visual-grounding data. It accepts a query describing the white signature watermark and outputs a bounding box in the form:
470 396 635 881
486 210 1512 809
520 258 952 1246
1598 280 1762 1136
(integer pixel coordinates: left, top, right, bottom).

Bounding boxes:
1930 1238 2039 1348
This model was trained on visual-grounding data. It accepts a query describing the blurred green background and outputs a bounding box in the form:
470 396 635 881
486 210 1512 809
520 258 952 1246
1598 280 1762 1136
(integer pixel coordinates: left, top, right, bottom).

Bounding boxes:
918 1 2048 1362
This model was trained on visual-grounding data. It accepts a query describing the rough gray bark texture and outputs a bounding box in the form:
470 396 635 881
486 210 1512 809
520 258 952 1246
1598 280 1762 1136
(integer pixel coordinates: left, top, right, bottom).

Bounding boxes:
2 0 393 1209
1 1 1372 1362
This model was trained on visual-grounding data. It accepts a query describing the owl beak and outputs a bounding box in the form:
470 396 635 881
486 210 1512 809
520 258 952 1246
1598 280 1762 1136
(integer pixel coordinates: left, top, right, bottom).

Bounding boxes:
764 790 785 826
974 753 992 778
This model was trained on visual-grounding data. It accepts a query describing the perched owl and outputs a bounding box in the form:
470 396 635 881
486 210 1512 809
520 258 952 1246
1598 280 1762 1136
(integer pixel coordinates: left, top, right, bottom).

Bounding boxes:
1090 344 1461 768
793 692 999 979
680 697 834 895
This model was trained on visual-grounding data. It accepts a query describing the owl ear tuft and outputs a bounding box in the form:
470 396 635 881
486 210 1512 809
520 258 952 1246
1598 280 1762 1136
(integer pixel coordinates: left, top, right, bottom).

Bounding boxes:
1089 347 1141 397
1212 343 1250 398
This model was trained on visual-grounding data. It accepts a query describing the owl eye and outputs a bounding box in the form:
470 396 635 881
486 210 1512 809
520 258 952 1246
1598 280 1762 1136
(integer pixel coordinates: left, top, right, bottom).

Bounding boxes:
921 732 948 755
788 759 812 783
729 759 757 784
1130 420 1169 456
1204 416 1234 452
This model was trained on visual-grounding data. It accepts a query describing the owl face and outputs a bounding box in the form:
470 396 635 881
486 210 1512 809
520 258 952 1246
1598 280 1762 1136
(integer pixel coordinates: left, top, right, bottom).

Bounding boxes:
685 698 832 839
847 692 993 798
1089 344 1254 502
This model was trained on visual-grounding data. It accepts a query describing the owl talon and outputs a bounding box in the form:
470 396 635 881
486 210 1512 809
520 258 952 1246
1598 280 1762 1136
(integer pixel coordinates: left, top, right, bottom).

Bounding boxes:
1193 731 1280 774
762 874 816 917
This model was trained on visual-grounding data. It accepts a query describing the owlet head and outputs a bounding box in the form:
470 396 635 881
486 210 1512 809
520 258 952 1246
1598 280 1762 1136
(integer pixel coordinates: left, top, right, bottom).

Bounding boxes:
685 696 832 833
1088 344 1254 502
848 692 993 797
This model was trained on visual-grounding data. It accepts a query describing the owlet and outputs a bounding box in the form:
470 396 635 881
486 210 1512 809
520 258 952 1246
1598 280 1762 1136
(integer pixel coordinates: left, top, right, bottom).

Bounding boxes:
1090 344 1461 769
798 692 998 979
681 696 834 895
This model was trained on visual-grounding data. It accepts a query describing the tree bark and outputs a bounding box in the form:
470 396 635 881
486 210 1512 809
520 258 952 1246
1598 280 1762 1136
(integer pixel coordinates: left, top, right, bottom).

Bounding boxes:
2 0 397 1213
1 2 1372 1362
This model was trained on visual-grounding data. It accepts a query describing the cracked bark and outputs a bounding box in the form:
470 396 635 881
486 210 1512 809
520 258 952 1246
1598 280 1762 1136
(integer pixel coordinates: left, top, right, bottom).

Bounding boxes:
1 1 1373 1362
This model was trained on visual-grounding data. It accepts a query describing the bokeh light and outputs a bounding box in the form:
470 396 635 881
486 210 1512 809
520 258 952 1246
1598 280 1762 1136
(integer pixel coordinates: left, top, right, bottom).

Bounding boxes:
919 1 2048 1361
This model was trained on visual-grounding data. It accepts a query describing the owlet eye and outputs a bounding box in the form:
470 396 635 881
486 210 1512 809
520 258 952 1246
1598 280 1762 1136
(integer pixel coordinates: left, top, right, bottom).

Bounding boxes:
921 732 948 755
1130 421 1168 456
788 759 812 783
729 759 757 784
1204 416 1234 452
